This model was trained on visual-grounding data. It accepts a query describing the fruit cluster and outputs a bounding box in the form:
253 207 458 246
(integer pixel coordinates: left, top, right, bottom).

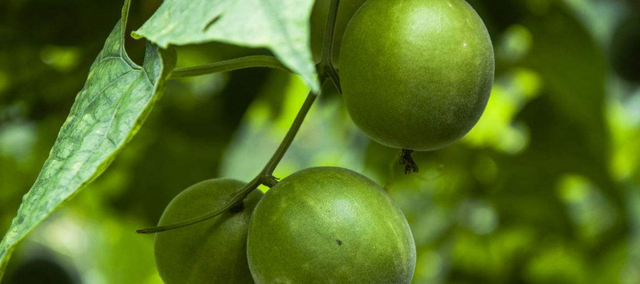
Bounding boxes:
155 168 415 284
152 0 493 282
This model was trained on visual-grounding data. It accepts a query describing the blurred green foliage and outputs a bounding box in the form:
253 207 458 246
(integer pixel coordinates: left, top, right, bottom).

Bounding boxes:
1 0 640 283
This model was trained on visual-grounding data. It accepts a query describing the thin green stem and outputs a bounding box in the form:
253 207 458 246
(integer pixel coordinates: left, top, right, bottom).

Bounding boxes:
319 0 343 93
137 78 326 234
170 55 289 79
262 88 320 176
325 63 342 93
321 0 341 65
137 177 261 234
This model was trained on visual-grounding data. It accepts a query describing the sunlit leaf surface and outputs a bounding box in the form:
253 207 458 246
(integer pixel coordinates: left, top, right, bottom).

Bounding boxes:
133 0 319 93
0 0 176 277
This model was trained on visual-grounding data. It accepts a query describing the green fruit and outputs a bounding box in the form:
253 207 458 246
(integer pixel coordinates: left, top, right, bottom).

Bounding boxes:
340 0 495 151
154 179 262 284
310 0 368 64
247 167 416 284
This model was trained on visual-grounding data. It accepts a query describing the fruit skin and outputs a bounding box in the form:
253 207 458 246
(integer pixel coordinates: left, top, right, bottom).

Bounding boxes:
247 167 416 284
310 0 368 64
154 179 262 284
340 0 495 151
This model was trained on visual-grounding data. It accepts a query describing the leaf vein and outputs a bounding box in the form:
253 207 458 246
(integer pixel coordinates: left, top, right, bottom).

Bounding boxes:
80 70 137 115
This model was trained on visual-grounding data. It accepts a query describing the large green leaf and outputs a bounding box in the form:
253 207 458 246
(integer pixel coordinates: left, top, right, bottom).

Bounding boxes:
133 0 319 93
0 0 176 278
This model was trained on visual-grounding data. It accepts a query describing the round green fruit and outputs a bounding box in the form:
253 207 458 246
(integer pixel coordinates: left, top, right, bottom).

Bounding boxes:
309 0 368 64
247 167 416 284
154 179 262 284
340 0 495 151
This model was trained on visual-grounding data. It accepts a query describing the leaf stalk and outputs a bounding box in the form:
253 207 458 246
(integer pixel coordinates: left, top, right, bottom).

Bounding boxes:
170 55 289 79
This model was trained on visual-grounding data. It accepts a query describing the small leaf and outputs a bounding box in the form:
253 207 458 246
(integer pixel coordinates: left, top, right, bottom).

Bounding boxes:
0 0 176 278
133 0 319 93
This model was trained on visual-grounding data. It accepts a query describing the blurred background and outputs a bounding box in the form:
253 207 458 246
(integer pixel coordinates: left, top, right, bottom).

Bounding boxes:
1 0 640 283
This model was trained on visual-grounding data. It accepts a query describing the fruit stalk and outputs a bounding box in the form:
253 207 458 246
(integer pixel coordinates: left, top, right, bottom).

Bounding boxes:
318 0 342 92
262 90 318 176
321 0 340 64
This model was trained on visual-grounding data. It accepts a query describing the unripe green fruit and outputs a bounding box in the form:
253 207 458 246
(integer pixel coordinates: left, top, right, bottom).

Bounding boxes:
310 0 368 64
247 167 416 284
154 179 262 284
340 0 495 151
